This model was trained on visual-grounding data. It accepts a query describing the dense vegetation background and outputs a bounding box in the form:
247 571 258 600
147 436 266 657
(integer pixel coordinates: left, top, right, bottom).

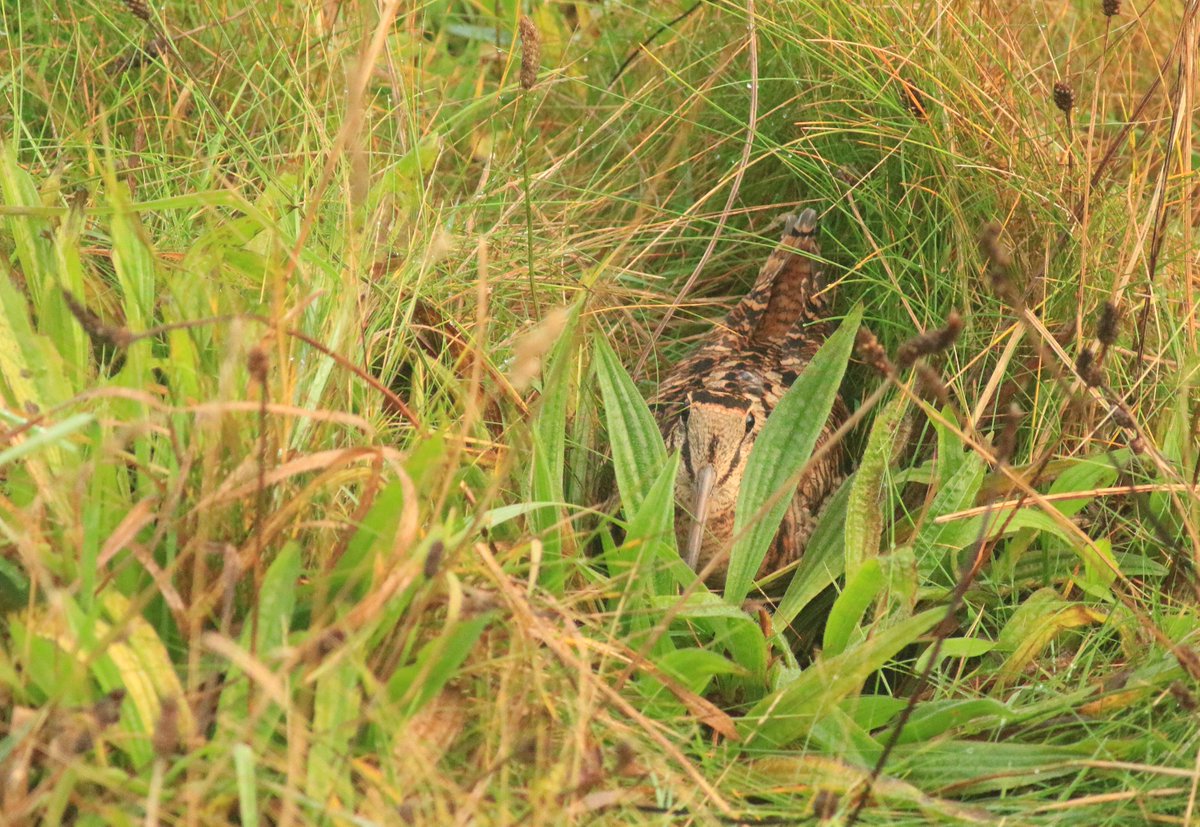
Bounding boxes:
1 0 1199 823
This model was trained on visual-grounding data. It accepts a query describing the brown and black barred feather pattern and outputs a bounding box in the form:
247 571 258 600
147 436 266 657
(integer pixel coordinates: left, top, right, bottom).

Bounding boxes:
652 209 845 590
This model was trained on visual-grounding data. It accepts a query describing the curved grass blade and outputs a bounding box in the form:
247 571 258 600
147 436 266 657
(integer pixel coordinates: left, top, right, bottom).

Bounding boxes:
725 305 862 605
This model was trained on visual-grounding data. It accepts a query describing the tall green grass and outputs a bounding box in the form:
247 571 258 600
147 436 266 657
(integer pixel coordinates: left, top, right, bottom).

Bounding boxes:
0 0 1198 823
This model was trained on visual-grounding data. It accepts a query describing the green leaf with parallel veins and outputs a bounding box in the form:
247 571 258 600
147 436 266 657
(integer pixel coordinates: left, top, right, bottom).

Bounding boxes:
594 334 667 516
307 659 361 805
0 147 84 377
610 451 688 598
773 475 852 632
911 450 985 582
725 305 861 605
823 558 885 656
891 739 1098 795
531 304 581 593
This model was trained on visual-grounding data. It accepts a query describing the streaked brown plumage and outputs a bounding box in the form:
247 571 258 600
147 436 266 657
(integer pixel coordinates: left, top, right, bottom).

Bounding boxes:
653 209 845 589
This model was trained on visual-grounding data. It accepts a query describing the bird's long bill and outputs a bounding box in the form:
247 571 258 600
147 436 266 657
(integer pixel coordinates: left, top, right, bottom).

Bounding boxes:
684 465 716 571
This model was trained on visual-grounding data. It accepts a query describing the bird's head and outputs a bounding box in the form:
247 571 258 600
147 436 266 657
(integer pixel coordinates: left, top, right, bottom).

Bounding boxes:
665 384 767 571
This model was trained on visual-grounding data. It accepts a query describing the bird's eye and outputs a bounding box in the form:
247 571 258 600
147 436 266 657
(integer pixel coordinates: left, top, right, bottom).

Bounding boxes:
744 412 756 434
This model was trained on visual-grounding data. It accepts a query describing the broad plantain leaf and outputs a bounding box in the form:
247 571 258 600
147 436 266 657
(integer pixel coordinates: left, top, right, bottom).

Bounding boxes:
725 305 861 605
594 334 667 516
531 304 581 592
822 557 885 656
610 451 688 598
773 475 852 631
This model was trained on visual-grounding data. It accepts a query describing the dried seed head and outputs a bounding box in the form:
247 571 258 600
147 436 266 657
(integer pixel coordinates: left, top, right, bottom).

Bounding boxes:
978 222 1023 310
247 346 269 385
315 627 347 657
1076 347 1104 387
52 724 95 758
1053 81 1075 114
518 16 541 91
63 289 134 349
423 539 445 579
896 311 963 369
153 698 179 758
577 739 606 794
994 402 1022 464
144 35 166 59
1174 645 1200 681
978 222 1012 270
855 327 894 377
812 789 840 820
1097 301 1121 346
1166 676 1195 710
613 741 643 777
116 38 166 74
1102 0 1121 16
122 0 152 21
1170 680 1198 711
94 689 126 728
1110 402 1136 430
914 362 951 408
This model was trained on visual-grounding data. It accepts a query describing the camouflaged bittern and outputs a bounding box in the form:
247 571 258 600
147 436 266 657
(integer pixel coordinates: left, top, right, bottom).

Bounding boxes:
653 209 845 589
